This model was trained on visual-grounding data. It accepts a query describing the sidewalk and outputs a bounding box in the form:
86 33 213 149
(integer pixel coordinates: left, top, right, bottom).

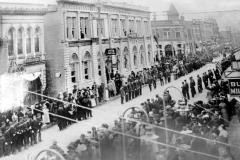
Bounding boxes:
227 116 240 160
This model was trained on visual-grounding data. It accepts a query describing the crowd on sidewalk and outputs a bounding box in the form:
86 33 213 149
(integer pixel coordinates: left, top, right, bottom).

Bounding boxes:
0 52 220 158
45 65 239 160
42 53 240 160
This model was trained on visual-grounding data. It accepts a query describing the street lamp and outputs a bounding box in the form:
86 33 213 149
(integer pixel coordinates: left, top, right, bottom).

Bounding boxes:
162 85 184 153
32 149 65 160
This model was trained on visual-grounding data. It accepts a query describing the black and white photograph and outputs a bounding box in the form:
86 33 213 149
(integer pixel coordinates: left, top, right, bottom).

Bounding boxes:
0 0 240 160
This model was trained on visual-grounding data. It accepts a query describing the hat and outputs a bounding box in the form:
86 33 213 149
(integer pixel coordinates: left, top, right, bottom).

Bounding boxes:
53 140 57 144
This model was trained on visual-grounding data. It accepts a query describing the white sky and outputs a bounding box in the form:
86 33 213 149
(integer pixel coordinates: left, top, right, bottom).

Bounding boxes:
1 0 240 31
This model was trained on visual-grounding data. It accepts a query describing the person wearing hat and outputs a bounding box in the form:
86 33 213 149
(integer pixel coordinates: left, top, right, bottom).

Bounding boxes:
48 140 65 158
147 75 153 92
189 77 196 98
0 130 5 157
123 82 129 103
120 85 125 104
138 78 142 96
127 80 132 101
197 75 203 93
131 81 135 99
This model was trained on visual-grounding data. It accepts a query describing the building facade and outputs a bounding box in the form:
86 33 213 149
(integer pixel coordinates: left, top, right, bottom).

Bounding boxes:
44 0 153 96
0 2 48 107
151 4 196 58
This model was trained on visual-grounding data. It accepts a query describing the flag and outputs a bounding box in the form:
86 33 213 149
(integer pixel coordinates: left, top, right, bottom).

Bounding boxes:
215 61 222 73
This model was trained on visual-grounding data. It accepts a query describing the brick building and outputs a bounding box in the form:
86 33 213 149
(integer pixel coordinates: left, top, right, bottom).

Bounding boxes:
151 4 196 58
44 0 153 96
0 2 49 107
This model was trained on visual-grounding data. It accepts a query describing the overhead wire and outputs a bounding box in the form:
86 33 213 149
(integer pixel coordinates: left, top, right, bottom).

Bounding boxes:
9 84 240 150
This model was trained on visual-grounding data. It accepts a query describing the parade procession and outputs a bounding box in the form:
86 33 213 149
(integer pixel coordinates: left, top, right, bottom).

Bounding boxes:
1 0 240 160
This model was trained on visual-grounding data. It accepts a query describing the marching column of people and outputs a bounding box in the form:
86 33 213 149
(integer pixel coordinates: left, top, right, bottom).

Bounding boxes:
0 108 43 157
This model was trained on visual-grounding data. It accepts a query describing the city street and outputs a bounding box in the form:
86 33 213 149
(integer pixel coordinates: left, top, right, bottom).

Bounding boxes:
1 57 222 160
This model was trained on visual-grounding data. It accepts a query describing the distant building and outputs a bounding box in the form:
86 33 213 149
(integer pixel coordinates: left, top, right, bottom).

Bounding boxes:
219 31 233 45
151 3 196 58
44 0 153 96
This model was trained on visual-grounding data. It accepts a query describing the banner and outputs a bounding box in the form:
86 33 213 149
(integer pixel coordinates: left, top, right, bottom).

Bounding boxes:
228 79 240 96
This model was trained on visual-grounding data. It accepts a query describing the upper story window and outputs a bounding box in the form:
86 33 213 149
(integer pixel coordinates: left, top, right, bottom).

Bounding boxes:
136 20 141 36
129 20 134 34
144 21 149 35
80 17 90 39
111 19 118 37
26 28 32 54
17 28 23 55
163 28 170 39
66 17 77 39
35 28 40 53
120 19 126 36
8 28 14 56
175 28 181 38
97 19 105 37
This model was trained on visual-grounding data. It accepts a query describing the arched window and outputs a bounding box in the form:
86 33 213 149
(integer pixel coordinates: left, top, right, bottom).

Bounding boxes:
70 53 79 83
35 27 40 53
8 28 14 56
83 52 91 80
97 52 101 76
123 47 129 69
17 28 23 55
140 45 145 65
26 28 32 54
133 46 137 66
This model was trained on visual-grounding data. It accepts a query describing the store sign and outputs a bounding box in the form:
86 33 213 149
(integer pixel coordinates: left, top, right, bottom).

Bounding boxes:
112 64 117 68
229 79 240 96
105 48 116 55
25 57 41 65
231 61 240 70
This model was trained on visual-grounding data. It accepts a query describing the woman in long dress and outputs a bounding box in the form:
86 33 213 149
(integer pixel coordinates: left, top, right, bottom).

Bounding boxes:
42 104 50 124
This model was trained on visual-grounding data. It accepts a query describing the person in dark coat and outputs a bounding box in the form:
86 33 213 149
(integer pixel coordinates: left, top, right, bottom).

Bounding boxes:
123 82 129 102
138 79 142 95
148 76 152 92
208 70 214 86
202 73 208 89
131 81 135 99
181 82 187 99
57 105 64 131
128 81 132 101
197 75 203 93
184 80 190 100
190 77 196 98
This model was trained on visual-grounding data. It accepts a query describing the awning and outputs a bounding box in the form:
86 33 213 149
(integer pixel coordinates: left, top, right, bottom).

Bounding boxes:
20 72 41 81
222 67 240 81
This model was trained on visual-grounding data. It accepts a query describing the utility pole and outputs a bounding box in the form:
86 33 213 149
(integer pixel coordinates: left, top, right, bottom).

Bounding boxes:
154 12 160 60
195 19 203 51
96 0 107 100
